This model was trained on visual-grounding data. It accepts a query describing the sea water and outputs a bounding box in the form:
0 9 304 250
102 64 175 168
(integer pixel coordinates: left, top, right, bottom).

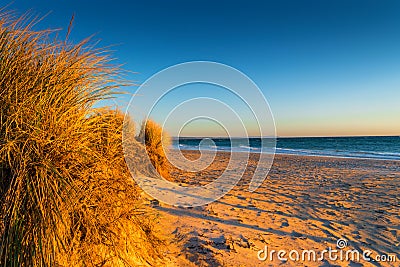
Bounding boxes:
172 136 400 161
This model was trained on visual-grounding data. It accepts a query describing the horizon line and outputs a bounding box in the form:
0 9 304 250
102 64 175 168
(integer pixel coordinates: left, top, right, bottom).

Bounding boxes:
172 134 400 139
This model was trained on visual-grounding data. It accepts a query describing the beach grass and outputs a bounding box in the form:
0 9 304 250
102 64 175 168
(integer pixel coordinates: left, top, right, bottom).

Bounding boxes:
0 11 167 266
137 119 171 180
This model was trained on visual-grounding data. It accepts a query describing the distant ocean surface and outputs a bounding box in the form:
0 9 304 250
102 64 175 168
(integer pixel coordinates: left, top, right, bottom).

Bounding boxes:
172 136 400 161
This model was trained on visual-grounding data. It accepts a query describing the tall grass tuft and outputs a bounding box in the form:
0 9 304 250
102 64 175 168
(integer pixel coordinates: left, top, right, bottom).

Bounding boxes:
137 120 171 179
0 11 165 266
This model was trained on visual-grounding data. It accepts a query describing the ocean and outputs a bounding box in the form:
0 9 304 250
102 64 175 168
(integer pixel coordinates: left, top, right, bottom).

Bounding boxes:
172 136 400 161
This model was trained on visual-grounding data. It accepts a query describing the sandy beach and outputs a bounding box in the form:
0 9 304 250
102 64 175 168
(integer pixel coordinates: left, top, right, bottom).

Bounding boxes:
153 151 400 266
3 2 400 266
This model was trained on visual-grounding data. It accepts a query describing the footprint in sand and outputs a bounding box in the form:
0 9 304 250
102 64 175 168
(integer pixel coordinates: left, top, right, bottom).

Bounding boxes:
291 231 303 238
326 210 336 216
280 219 289 228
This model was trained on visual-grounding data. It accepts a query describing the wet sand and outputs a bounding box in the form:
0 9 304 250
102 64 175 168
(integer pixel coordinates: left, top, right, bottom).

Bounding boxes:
155 151 400 266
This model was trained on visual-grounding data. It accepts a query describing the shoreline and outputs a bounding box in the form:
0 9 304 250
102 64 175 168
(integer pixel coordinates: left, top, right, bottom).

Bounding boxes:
172 148 400 162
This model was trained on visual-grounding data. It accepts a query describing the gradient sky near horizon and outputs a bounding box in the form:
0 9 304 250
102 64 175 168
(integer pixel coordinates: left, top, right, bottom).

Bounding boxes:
11 0 400 137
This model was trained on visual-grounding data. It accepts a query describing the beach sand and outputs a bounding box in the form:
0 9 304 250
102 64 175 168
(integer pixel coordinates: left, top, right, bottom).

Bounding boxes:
152 151 400 266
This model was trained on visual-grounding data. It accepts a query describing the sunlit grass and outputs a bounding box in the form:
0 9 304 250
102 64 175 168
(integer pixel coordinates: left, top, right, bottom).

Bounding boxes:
137 119 171 180
0 11 166 266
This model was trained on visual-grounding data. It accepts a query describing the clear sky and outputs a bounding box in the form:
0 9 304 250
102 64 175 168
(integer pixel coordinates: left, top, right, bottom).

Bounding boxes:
10 0 400 137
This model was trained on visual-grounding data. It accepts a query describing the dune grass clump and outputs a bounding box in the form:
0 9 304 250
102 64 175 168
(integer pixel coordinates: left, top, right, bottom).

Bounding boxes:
137 120 171 179
0 12 165 266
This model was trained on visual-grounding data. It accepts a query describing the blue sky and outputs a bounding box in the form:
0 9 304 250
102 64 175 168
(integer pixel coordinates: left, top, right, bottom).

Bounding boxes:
10 0 400 136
